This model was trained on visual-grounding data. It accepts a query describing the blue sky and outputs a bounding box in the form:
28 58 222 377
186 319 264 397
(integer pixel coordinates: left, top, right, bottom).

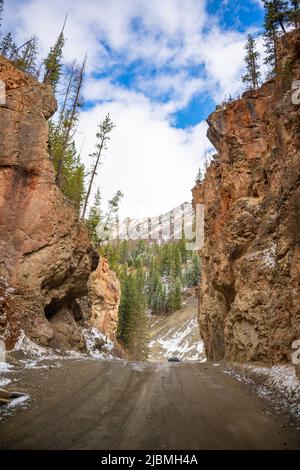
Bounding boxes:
3 0 265 218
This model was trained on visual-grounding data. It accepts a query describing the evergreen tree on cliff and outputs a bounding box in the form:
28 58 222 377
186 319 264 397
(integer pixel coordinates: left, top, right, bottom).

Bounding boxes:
242 34 261 90
289 0 300 28
61 142 85 212
0 32 17 58
43 16 66 91
0 0 38 76
264 0 289 33
48 58 86 211
55 56 86 188
263 1 290 76
196 167 203 183
86 188 102 245
14 36 39 75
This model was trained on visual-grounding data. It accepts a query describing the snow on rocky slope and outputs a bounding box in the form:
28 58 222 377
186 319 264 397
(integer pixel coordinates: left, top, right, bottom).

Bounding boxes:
148 298 205 362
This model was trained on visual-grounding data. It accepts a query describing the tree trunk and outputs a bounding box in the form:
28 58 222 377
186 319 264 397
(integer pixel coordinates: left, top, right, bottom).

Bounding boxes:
56 57 86 189
81 138 105 220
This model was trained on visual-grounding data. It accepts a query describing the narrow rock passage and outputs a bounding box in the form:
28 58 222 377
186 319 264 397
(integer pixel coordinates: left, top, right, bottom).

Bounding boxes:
0 360 299 450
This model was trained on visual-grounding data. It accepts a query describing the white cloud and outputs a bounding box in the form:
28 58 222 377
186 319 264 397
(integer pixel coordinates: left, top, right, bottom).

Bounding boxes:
2 0 263 217
5 0 251 95
4 0 207 70
200 28 247 100
76 96 210 220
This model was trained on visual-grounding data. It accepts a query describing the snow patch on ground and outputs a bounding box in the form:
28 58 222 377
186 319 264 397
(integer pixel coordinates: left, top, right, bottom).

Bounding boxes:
13 329 117 365
0 328 119 380
14 332 59 359
82 327 115 360
0 377 11 387
7 394 30 409
0 394 30 421
0 328 119 419
226 363 300 418
0 362 13 372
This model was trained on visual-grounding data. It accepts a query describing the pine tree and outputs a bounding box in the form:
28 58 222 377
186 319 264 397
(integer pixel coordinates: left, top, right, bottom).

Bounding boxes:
163 243 173 276
196 167 203 183
151 279 167 313
179 229 187 264
60 142 85 213
118 270 132 342
55 57 86 188
49 119 85 214
81 114 116 220
174 278 182 311
263 1 290 76
264 1 289 33
167 274 182 312
134 267 149 359
43 16 67 91
98 190 123 243
147 256 161 299
86 188 101 245
172 243 182 280
119 239 130 264
13 36 39 75
190 252 201 286
274 0 290 32
242 34 261 90
48 57 87 208
118 268 148 359
0 32 17 58
263 27 278 76
56 62 76 128
289 0 300 28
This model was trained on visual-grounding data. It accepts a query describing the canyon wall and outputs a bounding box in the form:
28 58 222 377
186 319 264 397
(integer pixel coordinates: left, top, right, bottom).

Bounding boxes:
193 31 300 364
0 56 121 351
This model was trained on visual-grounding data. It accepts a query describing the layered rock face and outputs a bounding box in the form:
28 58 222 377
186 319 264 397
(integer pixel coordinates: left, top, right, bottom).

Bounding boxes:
193 31 300 363
89 258 120 341
77 258 121 342
0 56 99 350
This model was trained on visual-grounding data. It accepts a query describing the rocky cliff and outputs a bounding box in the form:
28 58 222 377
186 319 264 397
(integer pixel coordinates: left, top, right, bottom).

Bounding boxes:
192 31 300 364
0 56 101 351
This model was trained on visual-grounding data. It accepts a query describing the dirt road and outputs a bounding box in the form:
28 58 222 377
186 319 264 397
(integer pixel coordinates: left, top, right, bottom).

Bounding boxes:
0 360 299 450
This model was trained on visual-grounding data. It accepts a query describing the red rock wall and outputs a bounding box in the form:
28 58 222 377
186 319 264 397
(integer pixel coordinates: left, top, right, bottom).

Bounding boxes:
88 257 121 342
193 31 300 363
0 56 98 350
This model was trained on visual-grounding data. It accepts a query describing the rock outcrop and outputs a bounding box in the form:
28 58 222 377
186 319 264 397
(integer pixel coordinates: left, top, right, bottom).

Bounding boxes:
0 56 99 351
88 258 120 341
76 257 121 342
193 31 300 364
